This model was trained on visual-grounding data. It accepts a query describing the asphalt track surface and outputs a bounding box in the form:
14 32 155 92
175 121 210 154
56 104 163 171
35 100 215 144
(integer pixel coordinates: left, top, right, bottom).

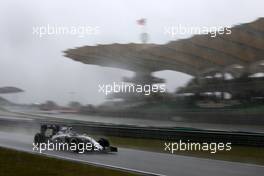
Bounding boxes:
0 130 264 176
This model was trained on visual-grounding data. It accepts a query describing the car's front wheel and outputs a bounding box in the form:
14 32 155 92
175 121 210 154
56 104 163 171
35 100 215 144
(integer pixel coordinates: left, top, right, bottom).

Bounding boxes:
98 138 110 149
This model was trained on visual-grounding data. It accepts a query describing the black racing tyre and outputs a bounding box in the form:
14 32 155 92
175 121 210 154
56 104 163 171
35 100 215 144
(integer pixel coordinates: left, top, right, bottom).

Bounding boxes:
34 133 46 145
54 125 60 134
65 136 70 143
69 138 80 153
98 138 110 148
40 125 48 133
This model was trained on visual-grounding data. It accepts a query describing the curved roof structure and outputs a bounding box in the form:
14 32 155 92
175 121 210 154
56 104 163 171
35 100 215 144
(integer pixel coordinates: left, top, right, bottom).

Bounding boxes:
64 18 264 77
0 87 24 94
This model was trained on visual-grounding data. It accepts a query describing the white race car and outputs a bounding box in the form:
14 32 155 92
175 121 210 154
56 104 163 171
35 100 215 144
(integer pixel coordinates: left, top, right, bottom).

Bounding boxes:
34 124 118 153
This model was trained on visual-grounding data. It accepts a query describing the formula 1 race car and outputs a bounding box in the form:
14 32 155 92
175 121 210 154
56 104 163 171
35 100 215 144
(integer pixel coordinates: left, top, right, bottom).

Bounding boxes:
34 124 118 153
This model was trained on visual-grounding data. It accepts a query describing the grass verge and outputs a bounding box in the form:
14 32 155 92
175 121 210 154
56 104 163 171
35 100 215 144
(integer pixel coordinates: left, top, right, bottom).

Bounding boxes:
0 147 138 176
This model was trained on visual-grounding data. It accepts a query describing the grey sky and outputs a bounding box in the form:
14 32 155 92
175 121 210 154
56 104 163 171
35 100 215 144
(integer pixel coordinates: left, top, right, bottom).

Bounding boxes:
0 0 263 105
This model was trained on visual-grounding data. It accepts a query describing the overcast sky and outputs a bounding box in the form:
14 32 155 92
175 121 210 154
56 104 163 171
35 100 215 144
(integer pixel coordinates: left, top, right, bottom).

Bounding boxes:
0 0 264 105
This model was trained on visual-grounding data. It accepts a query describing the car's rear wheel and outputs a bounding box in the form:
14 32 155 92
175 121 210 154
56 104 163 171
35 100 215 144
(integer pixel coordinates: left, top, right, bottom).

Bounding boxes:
69 138 80 153
34 133 45 145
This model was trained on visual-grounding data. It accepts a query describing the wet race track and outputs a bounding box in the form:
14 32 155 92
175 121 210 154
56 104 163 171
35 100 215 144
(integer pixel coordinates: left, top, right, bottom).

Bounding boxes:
0 115 264 176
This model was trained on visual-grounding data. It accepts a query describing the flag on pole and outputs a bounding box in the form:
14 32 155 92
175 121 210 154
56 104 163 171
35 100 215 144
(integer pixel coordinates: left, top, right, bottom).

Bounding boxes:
137 18 146 25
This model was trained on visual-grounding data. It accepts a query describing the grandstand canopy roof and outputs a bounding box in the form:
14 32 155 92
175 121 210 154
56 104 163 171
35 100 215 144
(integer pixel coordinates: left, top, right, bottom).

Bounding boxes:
64 18 264 76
